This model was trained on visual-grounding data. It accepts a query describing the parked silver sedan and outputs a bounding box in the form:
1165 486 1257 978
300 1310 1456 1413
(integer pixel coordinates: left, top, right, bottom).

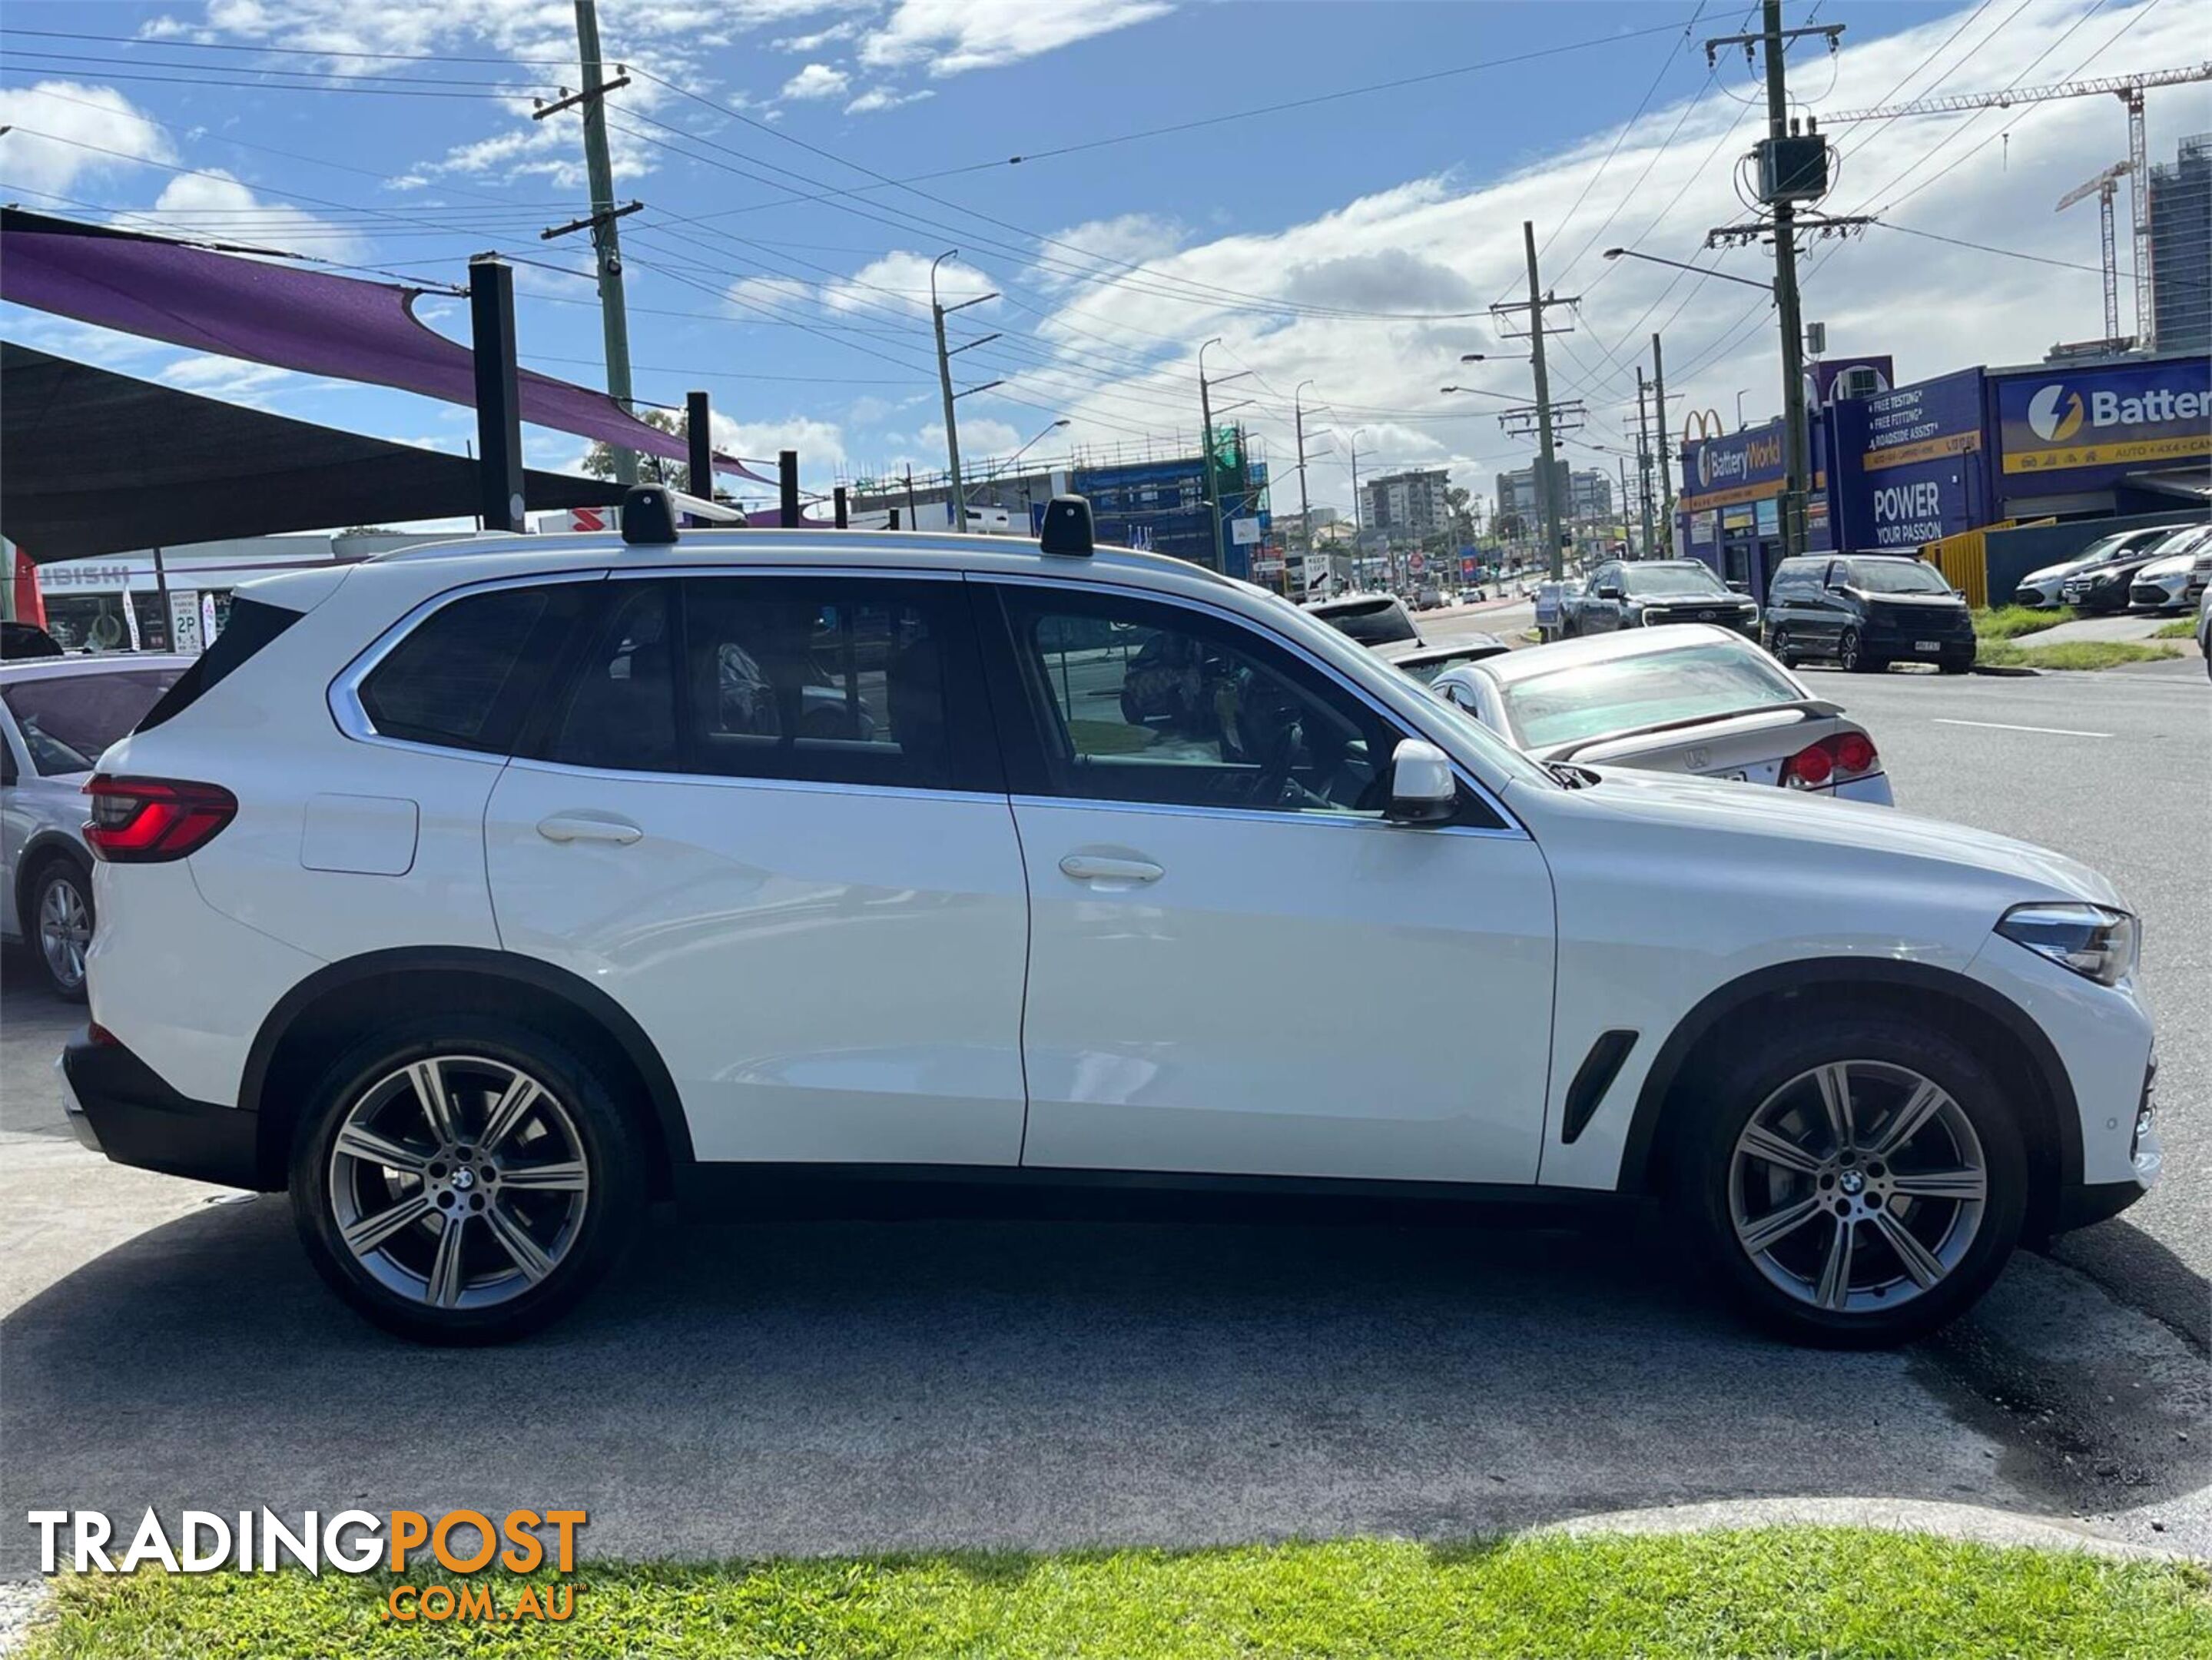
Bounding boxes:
1426 624 1894 805
2 653 191 997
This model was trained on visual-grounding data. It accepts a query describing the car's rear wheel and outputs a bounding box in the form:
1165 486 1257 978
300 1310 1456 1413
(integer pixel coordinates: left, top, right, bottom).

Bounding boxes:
1670 1015 2025 1347
290 1018 645 1344
29 858 93 1002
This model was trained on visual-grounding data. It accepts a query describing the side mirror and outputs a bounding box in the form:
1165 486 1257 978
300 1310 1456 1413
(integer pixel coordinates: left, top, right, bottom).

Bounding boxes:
1724 579 1749 594
1596 583 1623 600
1385 739 1457 825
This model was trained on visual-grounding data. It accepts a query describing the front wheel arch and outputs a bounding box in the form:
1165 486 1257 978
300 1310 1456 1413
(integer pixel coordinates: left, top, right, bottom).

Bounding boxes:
1616 961 2078 1240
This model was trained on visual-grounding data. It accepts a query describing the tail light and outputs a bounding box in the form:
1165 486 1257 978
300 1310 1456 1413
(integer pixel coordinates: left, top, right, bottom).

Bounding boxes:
82 775 237 862
1783 732 1881 790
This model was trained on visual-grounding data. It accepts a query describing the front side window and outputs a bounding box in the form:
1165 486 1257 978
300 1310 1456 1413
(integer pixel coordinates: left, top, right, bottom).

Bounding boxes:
1 669 181 775
996 587 1406 817
359 583 585 754
1499 639 1805 751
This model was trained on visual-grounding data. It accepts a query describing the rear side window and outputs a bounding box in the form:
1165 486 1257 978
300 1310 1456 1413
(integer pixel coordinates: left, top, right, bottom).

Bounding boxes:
357 583 585 755
134 597 300 732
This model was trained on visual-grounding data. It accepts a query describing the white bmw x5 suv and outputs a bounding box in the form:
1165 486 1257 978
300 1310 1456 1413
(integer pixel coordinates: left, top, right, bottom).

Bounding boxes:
61 491 2160 1346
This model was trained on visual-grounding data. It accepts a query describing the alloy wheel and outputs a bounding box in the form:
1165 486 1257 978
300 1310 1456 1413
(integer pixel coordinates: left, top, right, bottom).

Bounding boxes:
37 872 90 994
1839 629 1862 671
327 1055 590 1311
1728 1060 1987 1315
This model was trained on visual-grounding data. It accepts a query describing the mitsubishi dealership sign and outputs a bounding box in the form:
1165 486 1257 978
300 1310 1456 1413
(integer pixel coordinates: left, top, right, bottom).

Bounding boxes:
1995 357 2212 480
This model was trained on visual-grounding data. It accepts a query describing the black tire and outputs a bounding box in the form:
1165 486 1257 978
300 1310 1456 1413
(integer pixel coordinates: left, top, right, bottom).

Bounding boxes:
26 857 93 1002
1668 1013 2027 1347
1939 655 1973 676
290 1016 646 1345
1767 627 1800 669
1839 627 1883 673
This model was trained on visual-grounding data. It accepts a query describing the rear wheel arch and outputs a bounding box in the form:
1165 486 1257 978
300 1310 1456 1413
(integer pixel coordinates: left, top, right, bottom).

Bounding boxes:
1617 959 2078 1237
244 948 693 1198
15 832 90 922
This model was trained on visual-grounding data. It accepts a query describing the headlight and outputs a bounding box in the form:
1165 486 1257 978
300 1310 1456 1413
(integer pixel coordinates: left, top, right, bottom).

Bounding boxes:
1995 902 2139 985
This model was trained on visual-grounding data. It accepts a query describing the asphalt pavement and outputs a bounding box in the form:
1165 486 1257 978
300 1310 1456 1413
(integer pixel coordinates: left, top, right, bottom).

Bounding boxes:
2 658 2205 1569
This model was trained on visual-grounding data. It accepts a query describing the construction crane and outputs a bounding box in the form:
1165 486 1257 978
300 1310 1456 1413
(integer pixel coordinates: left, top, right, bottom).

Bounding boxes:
2055 161 2131 344
1822 63 2212 350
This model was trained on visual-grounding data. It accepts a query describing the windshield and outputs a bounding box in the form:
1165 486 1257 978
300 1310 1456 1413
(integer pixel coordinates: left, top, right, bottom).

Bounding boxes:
1310 597 1419 646
1849 560 1953 594
1500 640 1803 752
2 668 182 775
1623 565 1729 597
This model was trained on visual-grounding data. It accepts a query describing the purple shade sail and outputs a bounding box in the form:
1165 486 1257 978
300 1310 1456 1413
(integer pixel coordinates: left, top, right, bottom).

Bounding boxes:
0 210 790 490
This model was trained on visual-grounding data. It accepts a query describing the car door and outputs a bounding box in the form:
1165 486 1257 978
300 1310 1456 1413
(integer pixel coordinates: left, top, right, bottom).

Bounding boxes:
1804 559 1851 652
977 578 1557 1186
1582 563 1624 633
483 572 1031 1167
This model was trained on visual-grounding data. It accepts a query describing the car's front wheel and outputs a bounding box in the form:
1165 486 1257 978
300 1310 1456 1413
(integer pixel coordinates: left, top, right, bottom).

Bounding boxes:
290 1018 645 1344
1766 626 1800 668
1671 1014 2025 1347
1838 627 1882 673
28 858 93 1002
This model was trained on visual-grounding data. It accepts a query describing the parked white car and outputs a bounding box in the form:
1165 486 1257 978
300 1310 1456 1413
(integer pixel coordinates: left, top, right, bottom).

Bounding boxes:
2126 526 2212 612
2009 526 2180 609
62 492 2158 1347
2 653 192 997
1428 626 1895 805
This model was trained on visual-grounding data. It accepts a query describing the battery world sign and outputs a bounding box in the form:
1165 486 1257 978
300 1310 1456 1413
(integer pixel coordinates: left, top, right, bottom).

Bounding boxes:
1995 359 2212 477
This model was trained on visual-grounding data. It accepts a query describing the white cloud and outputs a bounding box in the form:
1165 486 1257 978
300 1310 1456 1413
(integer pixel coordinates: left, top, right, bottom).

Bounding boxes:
844 87 935 115
157 357 300 406
860 0 1173 76
775 21 859 52
0 82 172 197
124 171 370 263
821 250 997 317
781 62 851 101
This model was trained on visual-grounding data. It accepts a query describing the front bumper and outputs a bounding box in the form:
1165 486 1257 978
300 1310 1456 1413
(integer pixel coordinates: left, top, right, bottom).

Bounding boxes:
58 1028 264 1190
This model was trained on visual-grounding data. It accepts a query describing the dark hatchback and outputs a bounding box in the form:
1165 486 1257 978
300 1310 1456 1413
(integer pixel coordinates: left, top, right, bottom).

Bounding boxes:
1764 553 1976 674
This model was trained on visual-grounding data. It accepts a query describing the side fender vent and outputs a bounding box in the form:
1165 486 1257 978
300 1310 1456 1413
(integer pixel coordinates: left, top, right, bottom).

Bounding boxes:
1563 1030 1638 1144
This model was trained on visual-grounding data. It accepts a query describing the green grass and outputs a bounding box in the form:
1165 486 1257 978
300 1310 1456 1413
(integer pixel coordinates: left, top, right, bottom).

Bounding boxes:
1972 604 2077 640
1973 636 2183 671
19 1529 2211 1659
2152 617 2198 639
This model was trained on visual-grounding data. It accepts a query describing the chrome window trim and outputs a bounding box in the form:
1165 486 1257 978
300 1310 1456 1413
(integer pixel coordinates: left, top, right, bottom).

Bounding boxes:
327 569 609 756
609 563 965 583
977 571 1530 840
1010 793 1530 841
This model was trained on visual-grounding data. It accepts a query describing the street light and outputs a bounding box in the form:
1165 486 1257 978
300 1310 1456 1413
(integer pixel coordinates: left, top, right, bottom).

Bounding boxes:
1603 246 1773 293
967 417 1070 513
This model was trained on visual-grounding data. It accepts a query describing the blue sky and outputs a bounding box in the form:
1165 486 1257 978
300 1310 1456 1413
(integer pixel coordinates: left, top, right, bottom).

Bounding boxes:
3 0 2206 523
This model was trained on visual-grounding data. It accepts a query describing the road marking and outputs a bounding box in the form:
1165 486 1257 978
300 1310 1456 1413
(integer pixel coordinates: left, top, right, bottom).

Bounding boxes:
1932 718 2113 739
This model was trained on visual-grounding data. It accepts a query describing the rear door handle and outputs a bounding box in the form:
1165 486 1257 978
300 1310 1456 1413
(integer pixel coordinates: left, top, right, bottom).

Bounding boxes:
536 813 643 845
1059 855 1164 884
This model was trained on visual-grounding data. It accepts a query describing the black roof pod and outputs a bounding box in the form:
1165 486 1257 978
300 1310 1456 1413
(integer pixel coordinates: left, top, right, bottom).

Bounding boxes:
1039 494 1094 557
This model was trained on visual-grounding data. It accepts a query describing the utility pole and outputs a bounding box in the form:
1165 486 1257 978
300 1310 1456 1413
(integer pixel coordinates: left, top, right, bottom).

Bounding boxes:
1295 380 1315 594
1703 2 1854 565
929 251 1001 533
1617 457 1632 556
537 0 638 485
1635 367 1657 559
1650 331 1673 555
1489 221 1581 580
1348 429 1365 586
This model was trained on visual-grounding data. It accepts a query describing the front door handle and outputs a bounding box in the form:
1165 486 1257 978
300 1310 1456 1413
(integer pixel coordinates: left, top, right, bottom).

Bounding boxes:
1059 855 1164 885
537 813 643 845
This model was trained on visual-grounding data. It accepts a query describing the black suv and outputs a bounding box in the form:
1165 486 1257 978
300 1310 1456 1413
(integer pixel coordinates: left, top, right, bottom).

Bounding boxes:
1566 559 1759 638
1764 554 1975 674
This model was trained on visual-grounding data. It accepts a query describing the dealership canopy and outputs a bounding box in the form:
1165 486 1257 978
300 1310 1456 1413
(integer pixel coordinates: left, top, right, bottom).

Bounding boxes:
1 344 625 560
0 208 778 487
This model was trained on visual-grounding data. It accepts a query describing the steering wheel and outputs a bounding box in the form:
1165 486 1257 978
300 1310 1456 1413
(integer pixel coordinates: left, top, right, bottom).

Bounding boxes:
1246 715 1333 810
